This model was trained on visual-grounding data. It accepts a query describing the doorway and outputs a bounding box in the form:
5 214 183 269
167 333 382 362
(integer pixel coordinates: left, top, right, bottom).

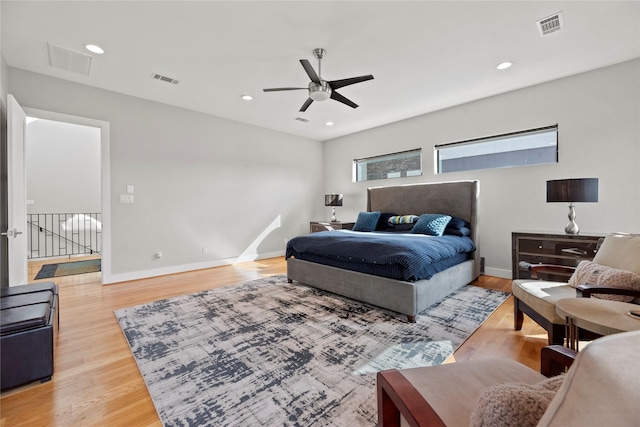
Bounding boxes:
23 107 111 284
26 117 102 280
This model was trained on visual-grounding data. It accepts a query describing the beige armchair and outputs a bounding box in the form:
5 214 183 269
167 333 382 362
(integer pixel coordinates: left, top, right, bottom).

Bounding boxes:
512 233 640 344
377 330 640 427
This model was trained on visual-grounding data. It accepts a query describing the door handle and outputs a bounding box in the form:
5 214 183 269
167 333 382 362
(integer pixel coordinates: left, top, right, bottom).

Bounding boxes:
1 228 22 238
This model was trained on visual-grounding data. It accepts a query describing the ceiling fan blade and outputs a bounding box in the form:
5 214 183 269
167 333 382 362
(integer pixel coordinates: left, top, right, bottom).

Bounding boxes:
328 75 374 90
263 87 307 92
330 91 358 109
300 59 320 84
299 98 314 112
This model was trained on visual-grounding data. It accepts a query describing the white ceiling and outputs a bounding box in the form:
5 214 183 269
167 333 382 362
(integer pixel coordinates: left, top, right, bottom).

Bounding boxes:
3 1 639 141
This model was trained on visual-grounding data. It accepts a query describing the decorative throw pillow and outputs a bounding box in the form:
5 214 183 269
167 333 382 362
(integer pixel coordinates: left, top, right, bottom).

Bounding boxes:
568 260 640 302
352 211 381 232
411 214 452 236
388 215 419 225
470 375 565 427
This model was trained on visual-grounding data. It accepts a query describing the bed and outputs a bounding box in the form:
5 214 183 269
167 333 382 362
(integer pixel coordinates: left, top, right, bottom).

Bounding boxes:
286 180 480 322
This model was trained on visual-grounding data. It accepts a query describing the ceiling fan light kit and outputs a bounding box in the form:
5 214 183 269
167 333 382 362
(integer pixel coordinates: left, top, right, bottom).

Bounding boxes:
264 48 374 112
309 82 332 101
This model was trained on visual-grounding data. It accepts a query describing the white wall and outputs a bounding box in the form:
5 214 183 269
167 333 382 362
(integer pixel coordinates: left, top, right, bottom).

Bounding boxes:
9 68 324 283
26 119 101 214
324 59 640 278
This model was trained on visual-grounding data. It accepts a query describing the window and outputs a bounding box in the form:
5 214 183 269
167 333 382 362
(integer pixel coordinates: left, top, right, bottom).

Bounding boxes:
353 149 422 182
435 125 558 174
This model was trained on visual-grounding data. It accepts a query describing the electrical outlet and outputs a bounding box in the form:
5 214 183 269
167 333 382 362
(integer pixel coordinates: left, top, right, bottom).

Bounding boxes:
202 247 208 255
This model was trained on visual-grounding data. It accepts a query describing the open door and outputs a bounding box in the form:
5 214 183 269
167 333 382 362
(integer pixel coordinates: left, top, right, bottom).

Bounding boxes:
3 95 28 285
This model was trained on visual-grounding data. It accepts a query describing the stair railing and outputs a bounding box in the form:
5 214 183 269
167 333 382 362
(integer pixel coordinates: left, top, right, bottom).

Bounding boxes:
27 213 102 259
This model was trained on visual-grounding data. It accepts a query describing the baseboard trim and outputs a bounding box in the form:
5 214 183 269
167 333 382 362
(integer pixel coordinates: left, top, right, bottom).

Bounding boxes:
103 250 285 284
484 267 511 279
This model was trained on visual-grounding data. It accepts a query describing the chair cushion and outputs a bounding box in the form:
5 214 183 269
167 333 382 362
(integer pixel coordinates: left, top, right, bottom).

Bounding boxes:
470 375 565 427
398 358 545 427
568 260 640 303
512 280 576 324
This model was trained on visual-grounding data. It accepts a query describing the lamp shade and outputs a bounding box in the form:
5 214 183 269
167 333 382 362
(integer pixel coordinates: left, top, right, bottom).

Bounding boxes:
547 178 598 203
325 194 343 207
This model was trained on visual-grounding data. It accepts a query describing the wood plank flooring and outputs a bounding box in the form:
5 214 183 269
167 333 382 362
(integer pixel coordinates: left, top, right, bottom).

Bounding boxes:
0 257 547 426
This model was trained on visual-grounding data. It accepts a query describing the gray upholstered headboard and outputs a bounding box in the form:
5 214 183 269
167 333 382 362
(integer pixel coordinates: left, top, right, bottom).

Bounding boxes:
367 180 480 278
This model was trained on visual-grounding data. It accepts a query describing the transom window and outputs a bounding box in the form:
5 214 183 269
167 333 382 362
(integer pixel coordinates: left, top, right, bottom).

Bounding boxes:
435 125 558 174
353 149 422 182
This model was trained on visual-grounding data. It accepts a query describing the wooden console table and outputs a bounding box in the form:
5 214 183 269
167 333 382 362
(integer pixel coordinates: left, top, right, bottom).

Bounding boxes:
512 231 604 280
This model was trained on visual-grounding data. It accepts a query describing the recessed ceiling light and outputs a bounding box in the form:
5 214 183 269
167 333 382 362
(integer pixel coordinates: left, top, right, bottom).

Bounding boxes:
325 121 334 126
496 61 513 70
241 95 253 101
85 44 104 54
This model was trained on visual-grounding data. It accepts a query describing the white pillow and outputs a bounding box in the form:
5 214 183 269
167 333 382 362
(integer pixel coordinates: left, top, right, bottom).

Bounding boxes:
568 260 640 303
470 375 564 427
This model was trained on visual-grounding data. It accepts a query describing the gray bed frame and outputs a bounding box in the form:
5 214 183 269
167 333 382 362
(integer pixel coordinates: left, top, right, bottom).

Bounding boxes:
287 180 480 322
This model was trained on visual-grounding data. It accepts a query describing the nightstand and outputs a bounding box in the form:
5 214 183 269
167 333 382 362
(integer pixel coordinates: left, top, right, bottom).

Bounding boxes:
512 231 605 281
310 221 355 233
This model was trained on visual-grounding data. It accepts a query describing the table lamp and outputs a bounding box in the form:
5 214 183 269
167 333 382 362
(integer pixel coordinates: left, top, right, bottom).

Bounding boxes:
547 178 598 234
325 194 343 222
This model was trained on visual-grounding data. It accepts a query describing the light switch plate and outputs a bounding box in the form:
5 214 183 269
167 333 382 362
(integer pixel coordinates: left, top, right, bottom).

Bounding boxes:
120 194 134 204
127 185 134 194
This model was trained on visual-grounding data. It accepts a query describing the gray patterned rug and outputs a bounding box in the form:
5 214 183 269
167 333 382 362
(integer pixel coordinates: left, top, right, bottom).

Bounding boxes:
115 275 508 426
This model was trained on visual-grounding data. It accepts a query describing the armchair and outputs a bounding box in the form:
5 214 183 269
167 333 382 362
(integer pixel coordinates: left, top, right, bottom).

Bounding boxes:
512 233 640 344
377 330 640 427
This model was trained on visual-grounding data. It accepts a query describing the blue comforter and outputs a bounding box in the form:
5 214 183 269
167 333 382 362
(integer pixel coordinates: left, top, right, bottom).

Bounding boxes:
285 230 476 282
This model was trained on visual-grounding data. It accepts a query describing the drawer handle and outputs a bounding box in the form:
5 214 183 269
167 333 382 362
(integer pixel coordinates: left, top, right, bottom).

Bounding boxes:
562 247 587 255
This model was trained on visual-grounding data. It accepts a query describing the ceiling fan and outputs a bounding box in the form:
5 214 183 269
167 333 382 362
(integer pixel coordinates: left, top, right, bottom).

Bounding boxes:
263 48 374 112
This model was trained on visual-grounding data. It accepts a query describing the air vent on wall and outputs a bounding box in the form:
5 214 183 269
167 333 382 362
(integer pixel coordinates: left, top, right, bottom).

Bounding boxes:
537 12 564 37
152 73 180 85
295 117 310 123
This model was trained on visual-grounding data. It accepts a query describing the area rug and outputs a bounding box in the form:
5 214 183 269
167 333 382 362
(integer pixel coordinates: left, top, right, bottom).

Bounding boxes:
115 275 508 426
34 258 101 279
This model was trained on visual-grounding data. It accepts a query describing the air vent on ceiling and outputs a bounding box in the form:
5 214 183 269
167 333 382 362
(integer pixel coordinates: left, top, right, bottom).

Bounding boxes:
537 12 564 37
48 43 92 76
152 73 180 85
295 117 309 123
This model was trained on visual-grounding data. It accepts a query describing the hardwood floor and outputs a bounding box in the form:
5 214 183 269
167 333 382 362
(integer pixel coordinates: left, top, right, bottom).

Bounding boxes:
1 257 547 426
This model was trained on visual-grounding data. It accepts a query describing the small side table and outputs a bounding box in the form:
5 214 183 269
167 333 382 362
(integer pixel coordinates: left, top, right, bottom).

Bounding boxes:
556 298 640 350
310 221 355 233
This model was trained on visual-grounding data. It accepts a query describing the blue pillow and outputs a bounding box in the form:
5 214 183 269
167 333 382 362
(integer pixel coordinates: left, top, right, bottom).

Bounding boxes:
392 223 415 232
448 216 471 229
376 212 398 230
353 211 381 232
411 214 452 236
444 226 472 237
